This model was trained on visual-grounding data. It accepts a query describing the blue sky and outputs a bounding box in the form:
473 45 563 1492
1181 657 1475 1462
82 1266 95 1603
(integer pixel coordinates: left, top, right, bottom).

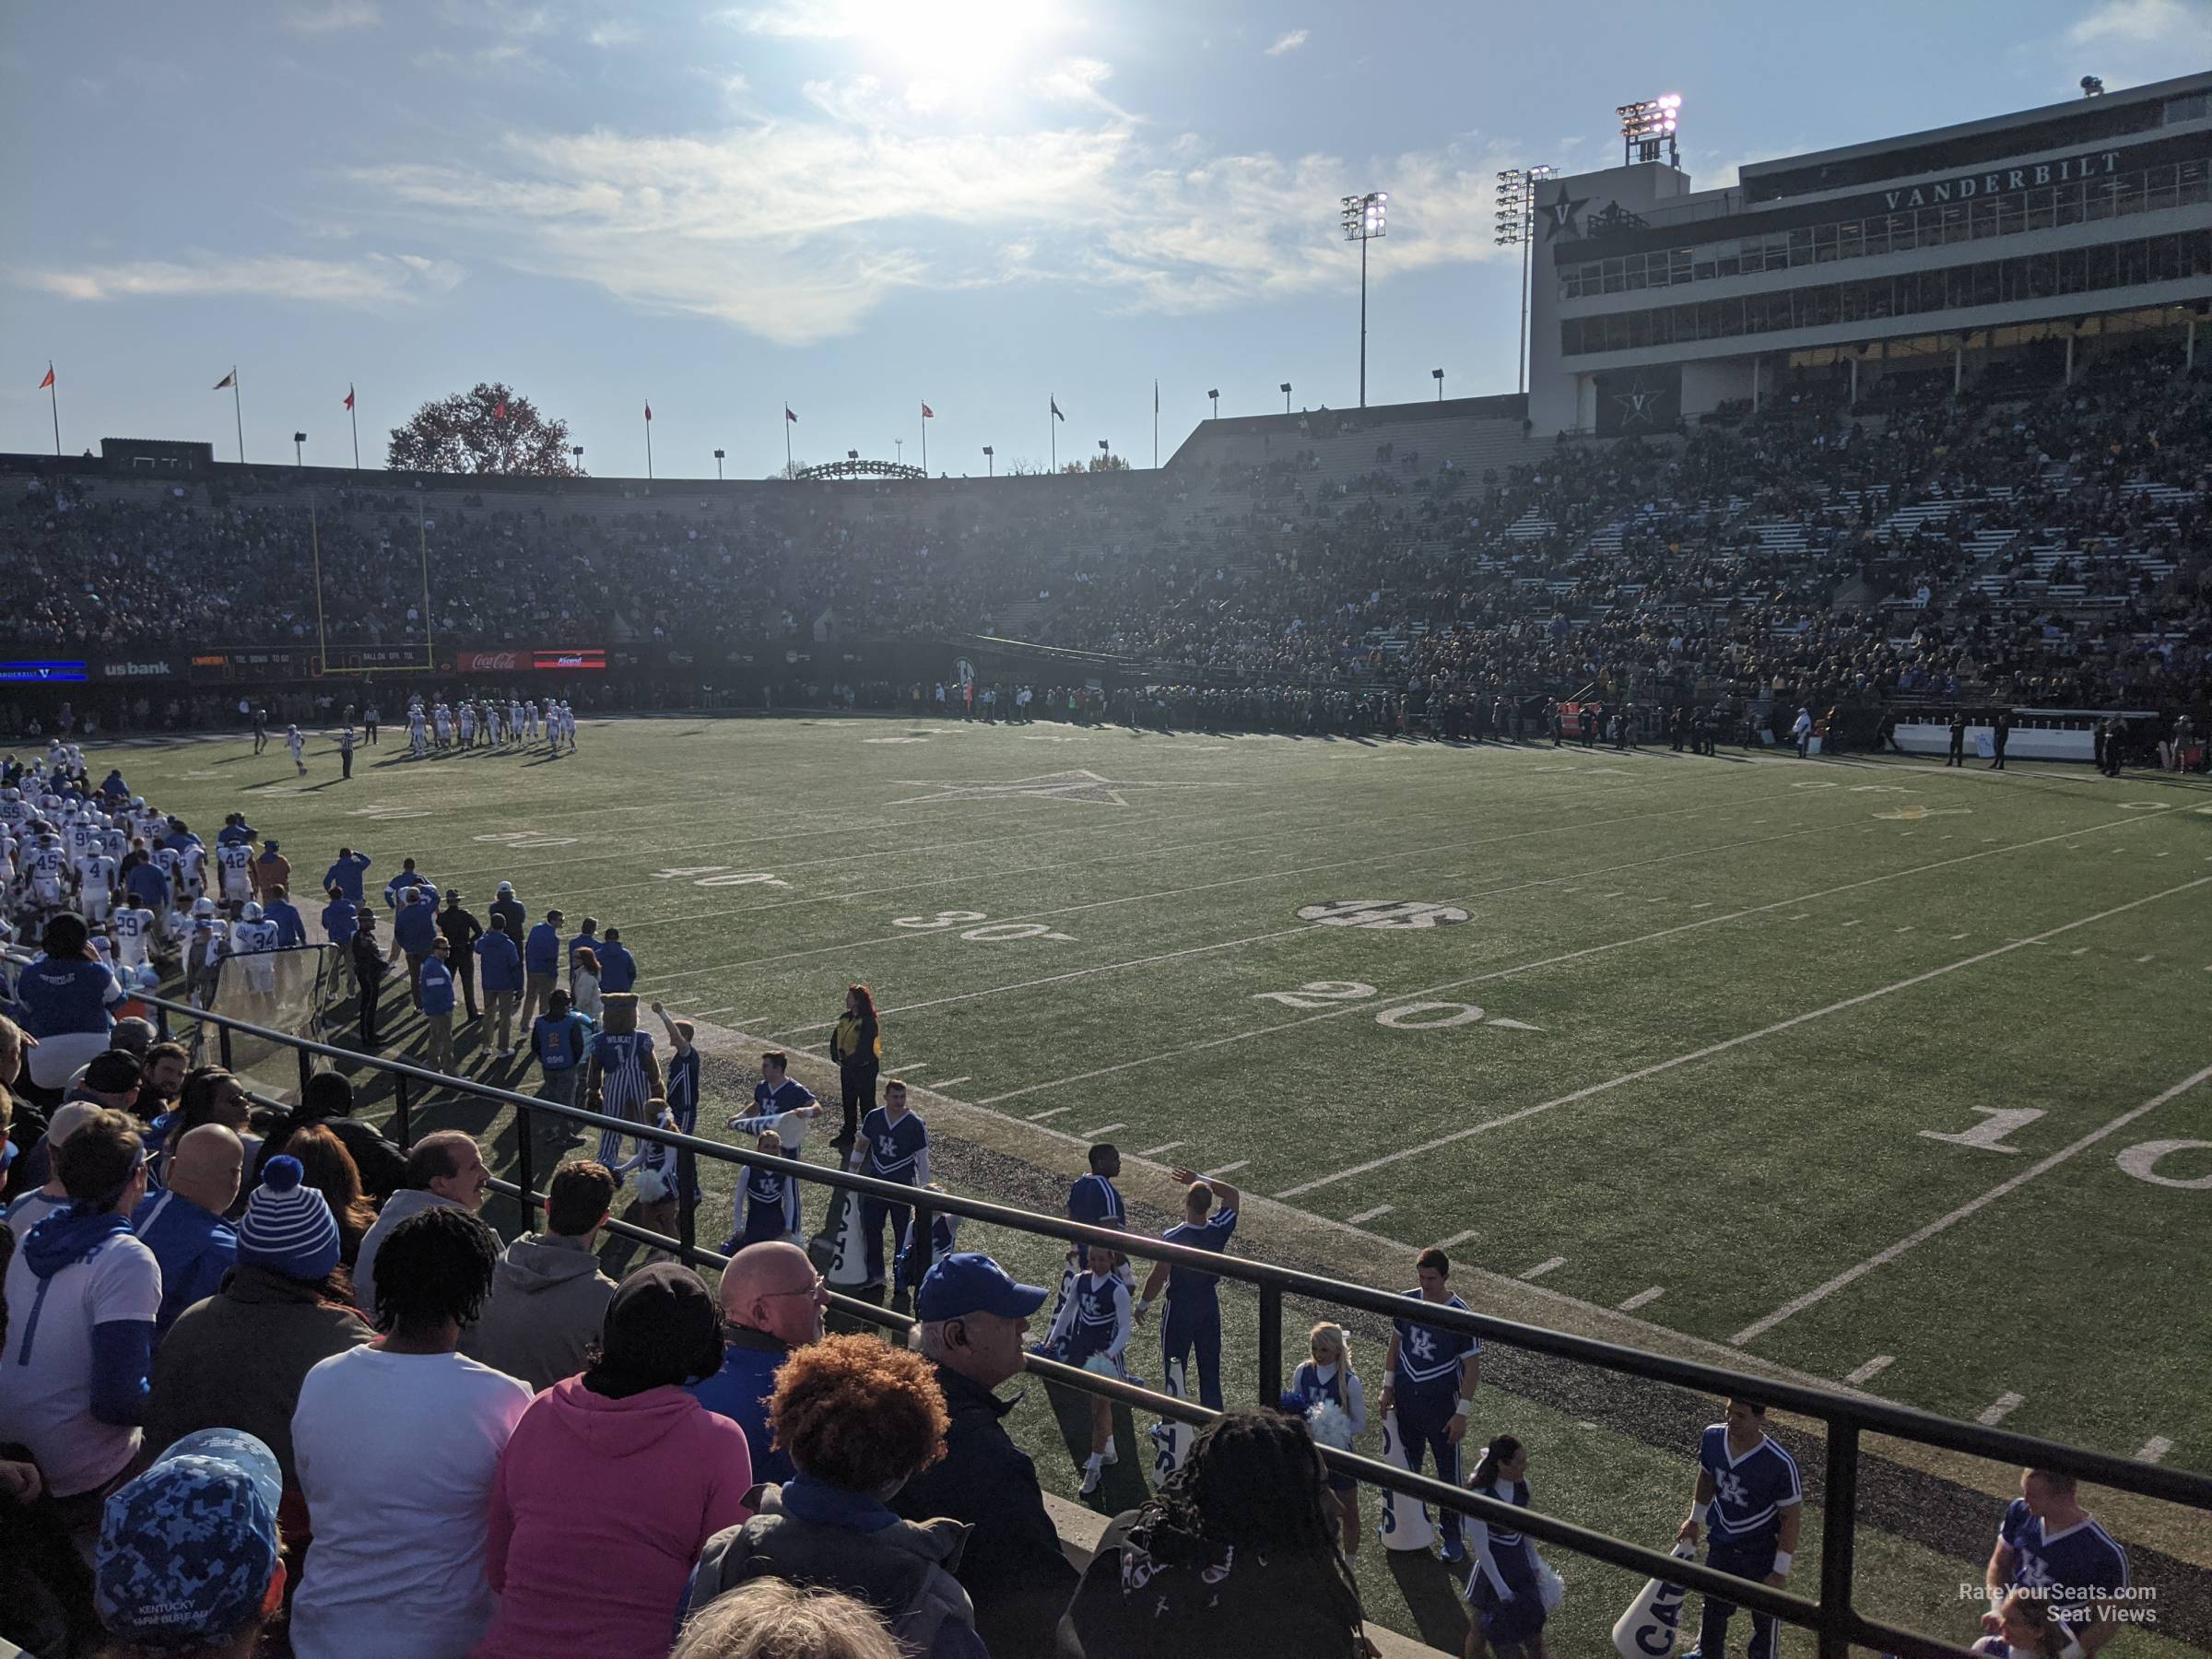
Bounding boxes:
3 0 2206 478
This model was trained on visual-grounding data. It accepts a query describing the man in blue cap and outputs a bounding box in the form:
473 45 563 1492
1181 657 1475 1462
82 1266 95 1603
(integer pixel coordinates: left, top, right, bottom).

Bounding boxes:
95 1427 288 1657
892 1252 1075 1659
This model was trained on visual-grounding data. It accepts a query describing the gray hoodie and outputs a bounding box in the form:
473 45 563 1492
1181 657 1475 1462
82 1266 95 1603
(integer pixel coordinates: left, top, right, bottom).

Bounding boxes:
351 1188 465 1324
460 1232 617 1392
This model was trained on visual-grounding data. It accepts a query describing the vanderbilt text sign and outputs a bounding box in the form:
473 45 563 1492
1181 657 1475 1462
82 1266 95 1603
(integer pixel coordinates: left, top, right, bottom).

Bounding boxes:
1883 150 2122 211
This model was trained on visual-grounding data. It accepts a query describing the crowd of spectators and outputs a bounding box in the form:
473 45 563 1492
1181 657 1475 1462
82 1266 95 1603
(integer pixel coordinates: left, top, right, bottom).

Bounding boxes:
6 341 2209 743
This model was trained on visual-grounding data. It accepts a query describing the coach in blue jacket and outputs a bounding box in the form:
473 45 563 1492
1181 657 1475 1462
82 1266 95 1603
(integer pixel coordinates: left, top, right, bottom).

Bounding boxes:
521 908 563 1034
477 915 525 1059
390 888 440 1005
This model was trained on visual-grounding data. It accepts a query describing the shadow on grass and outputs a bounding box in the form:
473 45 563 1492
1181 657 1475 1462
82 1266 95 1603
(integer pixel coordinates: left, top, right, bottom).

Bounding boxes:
1383 1549 1471 1653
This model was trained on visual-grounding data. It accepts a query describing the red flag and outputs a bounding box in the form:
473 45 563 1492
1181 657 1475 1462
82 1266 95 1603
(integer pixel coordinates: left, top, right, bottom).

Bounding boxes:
921 402 935 419
493 396 508 419
343 385 355 411
39 366 54 391
644 402 653 422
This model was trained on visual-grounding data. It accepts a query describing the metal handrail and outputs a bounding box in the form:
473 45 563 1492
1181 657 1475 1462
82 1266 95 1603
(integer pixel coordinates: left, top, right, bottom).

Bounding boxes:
88 984 2210 1658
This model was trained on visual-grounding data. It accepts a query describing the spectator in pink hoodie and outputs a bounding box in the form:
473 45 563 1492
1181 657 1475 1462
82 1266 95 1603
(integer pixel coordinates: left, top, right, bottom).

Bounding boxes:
475 1262 753 1659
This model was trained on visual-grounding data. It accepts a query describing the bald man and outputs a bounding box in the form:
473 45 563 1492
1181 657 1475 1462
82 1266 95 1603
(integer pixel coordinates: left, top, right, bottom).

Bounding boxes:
132 1124 243 1334
686 1241 829 1486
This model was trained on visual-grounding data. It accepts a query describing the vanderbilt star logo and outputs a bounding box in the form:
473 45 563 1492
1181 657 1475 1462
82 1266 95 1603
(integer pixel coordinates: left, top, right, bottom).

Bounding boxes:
1612 382 1665 427
1540 182 1591 240
891 769 1242 808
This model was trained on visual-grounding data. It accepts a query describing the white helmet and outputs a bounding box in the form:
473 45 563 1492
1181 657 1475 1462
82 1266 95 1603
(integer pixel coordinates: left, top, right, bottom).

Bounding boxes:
192 896 217 918
241 901 264 922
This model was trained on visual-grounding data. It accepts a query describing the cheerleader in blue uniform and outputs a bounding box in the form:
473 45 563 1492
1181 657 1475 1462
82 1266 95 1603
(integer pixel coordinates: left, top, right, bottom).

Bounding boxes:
1286 1322 1368 1557
1463 1435 1555 1659
1043 1241 1132 1498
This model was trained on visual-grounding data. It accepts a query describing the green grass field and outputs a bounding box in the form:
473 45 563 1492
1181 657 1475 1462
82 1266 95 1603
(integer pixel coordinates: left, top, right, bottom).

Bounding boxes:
111 712 2211 1654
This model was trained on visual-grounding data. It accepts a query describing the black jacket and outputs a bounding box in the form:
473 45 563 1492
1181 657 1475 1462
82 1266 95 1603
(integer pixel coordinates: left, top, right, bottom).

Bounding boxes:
489 896 526 943
438 904 484 957
892 1363 1077 1659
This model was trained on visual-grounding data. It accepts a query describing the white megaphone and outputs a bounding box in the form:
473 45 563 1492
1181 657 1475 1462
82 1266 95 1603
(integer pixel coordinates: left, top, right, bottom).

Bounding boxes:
1612 1541 1698 1658
822 1183 870 1290
1150 1358 1195 1482
1375 1410 1437 1552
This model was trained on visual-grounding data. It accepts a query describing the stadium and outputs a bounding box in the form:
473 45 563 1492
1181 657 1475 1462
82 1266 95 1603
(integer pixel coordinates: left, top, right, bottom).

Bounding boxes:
2 34 2209 1659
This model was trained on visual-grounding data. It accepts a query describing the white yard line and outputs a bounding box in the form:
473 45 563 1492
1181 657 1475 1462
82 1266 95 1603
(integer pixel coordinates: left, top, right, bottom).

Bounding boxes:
1617 1287 1666 1312
931 1076 971 1089
2136 1436 2174 1464
1204 1160 1249 1178
1978 1392 2027 1427
1027 1106 1072 1121
1275 874 2211 1201
1136 1141 1186 1159
886 1063 931 1075
1520 1256 1568 1280
1437 1229 1479 1250
1081 1123 1126 1137
1729 1053 2212 1346
983 809 2192 1112
1845 1355 1896 1385
656 787 1858 1001
1346 1205 1394 1226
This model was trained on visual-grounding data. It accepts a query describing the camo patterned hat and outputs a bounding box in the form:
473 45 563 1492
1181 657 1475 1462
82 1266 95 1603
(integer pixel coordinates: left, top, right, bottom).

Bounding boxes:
97 1428 282 1645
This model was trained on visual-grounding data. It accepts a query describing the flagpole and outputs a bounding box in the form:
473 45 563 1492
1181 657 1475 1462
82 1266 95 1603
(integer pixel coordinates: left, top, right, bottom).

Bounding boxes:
784 403 792 476
310 493 331 675
417 496 437 672
1153 380 1159 470
47 364 60 460
230 368 244 465
645 408 653 481
920 406 927 475
348 387 360 472
1050 397 1056 473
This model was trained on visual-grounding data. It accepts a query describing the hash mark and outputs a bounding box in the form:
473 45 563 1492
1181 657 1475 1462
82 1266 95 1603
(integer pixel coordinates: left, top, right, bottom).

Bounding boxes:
932 1077 971 1089
2136 1436 2173 1464
1081 1122 1126 1137
1437 1229 1479 1250
1617 1286 1665 1312
1028 1107 1072 1121
1846 1355 1896 1385
1977 1392 2026 1426
1204 1160 1249 1177
2135 954 2155 964
1840 919 1863 928
1136 1141 1185 1159
1347 1205 1394 1226
1520 1255 1567 1281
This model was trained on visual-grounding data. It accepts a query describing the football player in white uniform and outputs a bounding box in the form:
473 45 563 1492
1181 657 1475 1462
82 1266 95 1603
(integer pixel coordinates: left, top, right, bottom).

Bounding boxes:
216 837 254 914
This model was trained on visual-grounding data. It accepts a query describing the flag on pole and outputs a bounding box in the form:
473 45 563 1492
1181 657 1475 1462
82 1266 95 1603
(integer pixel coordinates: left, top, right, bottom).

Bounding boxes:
214 370 236 390
785 406 798 422
644 401 653 421
39 366 55 391
343 385 355 410
921 402 935 419
493 396 508 419
1154 380 1159 413
1051 396 1065 421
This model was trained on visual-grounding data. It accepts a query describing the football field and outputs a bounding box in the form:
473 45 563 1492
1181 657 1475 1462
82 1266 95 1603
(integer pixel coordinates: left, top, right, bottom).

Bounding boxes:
113 712 2211 1653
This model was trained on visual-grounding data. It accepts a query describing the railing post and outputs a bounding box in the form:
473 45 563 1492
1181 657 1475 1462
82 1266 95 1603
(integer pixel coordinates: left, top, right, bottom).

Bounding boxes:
298 1045 313 1099
391 1072 413 1150
1818 1421 1860 1659
218 1023 234 1072
1257 1282 1283 1406
908 1192 934 1302
512 1096 536 1237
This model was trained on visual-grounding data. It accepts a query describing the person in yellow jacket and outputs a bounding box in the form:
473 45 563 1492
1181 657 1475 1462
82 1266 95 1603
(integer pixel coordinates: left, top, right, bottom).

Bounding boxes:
828 982 881 1154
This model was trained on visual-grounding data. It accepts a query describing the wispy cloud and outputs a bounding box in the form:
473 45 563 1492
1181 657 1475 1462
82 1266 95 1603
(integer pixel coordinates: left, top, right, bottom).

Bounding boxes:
284 0 378 31
586 18 641 47
412 41 549 76
2062 0 2212 87
18 252 464 308
1265 29 1308 55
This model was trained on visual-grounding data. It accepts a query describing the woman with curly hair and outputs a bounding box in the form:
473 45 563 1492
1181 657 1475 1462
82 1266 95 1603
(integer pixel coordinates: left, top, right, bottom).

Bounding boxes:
684 1332 985 1659
1062 1406 1375 1659
828 983 881 1153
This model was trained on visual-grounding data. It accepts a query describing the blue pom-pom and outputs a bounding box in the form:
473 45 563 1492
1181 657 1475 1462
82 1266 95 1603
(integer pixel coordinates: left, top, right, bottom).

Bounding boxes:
264 1155 304 1193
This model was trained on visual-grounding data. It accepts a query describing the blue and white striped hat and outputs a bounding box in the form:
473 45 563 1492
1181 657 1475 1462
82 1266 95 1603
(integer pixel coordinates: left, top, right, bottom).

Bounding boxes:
235 1156 341 1282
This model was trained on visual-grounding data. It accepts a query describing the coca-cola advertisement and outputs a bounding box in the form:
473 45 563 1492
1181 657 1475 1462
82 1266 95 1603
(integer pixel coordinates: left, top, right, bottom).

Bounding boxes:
456 650 525 674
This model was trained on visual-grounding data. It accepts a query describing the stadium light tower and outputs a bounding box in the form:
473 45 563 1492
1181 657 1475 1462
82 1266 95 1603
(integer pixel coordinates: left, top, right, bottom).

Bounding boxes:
293 430 306 467
1432 367 1445 402
1280 381 1293 413
982 444 994 476
571 444 583 475
713 447 724 479
1207 388 1219 419
1617 94 1682 167
1496 165 1554 397
1339 190 1387 408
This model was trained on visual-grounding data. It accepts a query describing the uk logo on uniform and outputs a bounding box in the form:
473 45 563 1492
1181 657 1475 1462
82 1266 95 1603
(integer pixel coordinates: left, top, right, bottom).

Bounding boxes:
1406 1328 1437 1362
1715 1469 1749 1509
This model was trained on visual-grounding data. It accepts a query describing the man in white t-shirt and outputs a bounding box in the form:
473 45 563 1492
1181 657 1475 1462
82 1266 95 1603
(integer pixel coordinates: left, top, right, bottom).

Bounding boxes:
290 1205 531 1659
0 1109 159 1548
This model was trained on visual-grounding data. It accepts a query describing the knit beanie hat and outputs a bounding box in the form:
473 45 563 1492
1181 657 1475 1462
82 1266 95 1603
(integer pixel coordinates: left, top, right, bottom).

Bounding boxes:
235 1156 341 1282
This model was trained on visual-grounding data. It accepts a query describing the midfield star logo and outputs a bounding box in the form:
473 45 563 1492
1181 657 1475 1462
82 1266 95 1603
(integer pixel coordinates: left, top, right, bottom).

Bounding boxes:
890 769 1241 807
